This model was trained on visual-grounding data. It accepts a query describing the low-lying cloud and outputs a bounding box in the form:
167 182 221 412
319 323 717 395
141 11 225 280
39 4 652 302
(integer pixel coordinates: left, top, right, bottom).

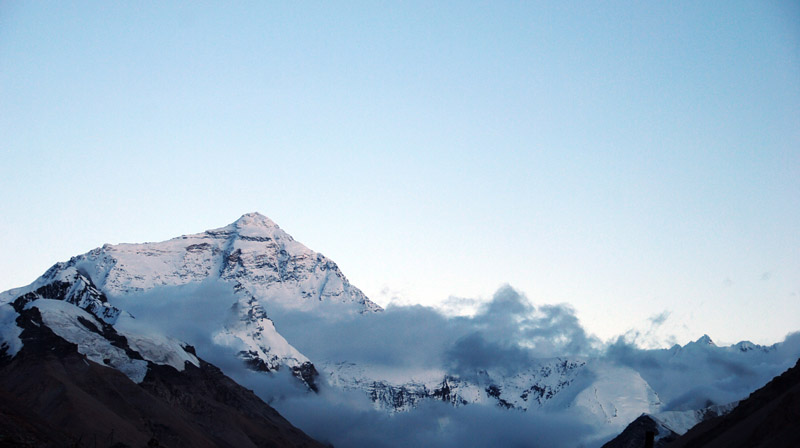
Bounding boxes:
109 282 800 448
270 285 599 373
275 392 595 448
604 331 800 411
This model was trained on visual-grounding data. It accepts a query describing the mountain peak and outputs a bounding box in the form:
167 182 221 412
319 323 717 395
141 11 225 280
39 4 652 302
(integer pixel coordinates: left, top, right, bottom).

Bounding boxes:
734 341 757 352
234 212 278 229
225 212 286 240
695 334 715 346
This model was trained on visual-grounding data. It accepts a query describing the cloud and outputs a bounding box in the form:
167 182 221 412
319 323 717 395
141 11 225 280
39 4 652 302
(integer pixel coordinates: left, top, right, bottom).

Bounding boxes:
107 281 800 447
436 295 483 316
270 285 599 374
616 310 677 350
268 302 458 368
377 285 407 305
264 379 595 448
239 284 800 443
603 331 800 411
445 331 533 376
648 311 670 327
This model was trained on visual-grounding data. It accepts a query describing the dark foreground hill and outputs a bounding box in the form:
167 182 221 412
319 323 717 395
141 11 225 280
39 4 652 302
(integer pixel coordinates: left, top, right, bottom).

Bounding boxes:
0 304 324 448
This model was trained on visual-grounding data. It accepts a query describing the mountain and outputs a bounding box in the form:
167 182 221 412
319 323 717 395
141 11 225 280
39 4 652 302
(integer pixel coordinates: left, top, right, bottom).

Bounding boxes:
666 357 800 447
321 356 663 438
0 212 663 443
0 212 377 446
1 212 380 390
322 358 590 412
2 213 797 447
601 402 738 448
0 287 323 447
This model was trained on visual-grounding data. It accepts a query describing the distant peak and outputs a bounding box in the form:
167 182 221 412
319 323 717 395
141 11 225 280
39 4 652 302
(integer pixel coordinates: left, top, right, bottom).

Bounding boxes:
695 334 715 346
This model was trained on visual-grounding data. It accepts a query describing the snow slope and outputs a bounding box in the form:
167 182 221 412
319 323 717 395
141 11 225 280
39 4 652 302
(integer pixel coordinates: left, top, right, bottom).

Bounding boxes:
573 362 662 433
58 212 379 312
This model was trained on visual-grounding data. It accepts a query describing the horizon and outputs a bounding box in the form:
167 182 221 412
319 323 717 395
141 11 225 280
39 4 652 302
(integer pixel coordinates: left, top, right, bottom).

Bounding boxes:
2 2 799 348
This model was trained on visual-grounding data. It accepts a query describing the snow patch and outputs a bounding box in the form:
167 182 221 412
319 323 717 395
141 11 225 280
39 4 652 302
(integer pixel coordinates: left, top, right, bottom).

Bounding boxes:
0 303 23 357
573 362 662 432
26 299 148 383
115 313 199 371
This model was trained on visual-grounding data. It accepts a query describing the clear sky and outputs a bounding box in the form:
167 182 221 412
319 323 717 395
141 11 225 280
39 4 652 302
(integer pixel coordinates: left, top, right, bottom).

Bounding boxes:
2 1 798 347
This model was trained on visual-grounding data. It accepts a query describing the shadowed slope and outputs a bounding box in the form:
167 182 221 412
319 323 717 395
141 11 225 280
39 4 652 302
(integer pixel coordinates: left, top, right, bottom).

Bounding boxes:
667 357 800 448
0 306 324 448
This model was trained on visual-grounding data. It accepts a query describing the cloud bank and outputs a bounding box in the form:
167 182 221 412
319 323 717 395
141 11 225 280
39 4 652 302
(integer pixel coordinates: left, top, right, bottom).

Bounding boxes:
270 285 599 374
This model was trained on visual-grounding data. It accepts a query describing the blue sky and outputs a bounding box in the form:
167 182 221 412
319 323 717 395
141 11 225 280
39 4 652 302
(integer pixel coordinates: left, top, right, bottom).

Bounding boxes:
1 1 798 346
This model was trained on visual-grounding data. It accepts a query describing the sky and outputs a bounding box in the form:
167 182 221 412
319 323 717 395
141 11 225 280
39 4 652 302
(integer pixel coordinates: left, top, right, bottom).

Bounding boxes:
1 1 799 347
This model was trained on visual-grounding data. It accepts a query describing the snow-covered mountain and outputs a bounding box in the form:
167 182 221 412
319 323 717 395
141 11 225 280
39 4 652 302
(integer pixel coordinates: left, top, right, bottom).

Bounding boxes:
0 213 659 434
321 356 663 434
57 212 380 313
2 213 797 447
323 358 590 412
1 212 380 388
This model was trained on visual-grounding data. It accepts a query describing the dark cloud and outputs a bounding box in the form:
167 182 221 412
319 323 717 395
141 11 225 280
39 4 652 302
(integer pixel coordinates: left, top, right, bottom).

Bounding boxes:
270 285 599 374
445 332 533 376
648 311 670 327
269 302 458 368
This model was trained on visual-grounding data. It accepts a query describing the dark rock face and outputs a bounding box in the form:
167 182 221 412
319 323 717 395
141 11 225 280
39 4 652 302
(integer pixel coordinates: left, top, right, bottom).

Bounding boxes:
360 376 469 411
667 357 800 448
292 362 320 393
602 415 679 448
13 272 121 324
0 301 325 447
140 360 322 448
431 378 466 405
